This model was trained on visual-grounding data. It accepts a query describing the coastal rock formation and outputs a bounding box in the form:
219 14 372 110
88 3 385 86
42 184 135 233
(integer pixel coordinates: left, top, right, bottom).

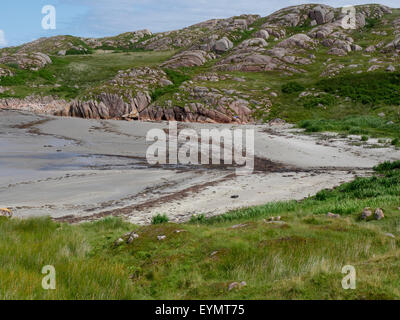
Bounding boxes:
0 95 68 114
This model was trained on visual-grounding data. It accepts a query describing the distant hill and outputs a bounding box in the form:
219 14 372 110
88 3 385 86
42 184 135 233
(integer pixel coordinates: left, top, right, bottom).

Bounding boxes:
0 4 399 128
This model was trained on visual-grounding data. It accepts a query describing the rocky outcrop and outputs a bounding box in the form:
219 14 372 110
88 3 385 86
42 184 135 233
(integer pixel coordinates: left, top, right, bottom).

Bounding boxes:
138 103 247 123
213 37 233 53
0 95 69 114
0 66 13 77
383 35 400 52
161 50 215 68
254 30 270 40
239 38 268 49
215 53 278 72
85 29 152 49
0 52 52 70
138 15 259 52
60 93 147 119
277 34 316 50
308 5 335 25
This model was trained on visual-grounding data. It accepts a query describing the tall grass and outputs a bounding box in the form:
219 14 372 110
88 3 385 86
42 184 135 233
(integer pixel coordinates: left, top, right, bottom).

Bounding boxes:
1 164 400 299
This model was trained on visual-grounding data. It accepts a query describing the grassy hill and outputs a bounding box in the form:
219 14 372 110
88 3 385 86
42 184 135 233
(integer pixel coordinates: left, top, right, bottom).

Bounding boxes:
0 4 399 131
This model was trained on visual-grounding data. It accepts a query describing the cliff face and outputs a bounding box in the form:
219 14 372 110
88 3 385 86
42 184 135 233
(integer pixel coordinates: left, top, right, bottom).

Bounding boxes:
0 4 399 123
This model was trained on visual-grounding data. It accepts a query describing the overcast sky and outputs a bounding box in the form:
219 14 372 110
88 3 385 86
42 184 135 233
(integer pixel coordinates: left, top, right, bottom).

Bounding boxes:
0 0 398 47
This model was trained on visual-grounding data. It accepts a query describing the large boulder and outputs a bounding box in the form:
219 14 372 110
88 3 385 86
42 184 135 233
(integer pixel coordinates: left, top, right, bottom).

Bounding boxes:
384 35 400 51
309 5 335 25
240 38 268 48
215 53 278 72
213 37 233 53
277 34 316 49
254 30 270 40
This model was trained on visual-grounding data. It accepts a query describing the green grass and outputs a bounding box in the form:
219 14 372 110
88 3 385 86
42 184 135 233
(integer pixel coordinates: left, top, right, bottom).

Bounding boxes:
2 163 400 299
150 68 190 101
317 72 400 106
0 50 176 100
298 116 400 142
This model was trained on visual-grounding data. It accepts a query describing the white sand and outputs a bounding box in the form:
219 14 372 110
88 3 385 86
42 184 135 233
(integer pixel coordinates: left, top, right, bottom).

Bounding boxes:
1 109 399 224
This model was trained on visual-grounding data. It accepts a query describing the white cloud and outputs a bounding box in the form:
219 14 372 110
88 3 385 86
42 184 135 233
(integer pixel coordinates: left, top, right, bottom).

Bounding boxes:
0 30 7 47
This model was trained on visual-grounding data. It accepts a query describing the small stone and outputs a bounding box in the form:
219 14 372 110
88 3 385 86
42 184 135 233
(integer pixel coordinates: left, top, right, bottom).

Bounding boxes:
385 233 395 239
327 212 340 218
361 207 372 220
210 251 218 257
374 208 384 220
114 238 124 246
231 195 239 199
127 232 139 243
264 220 286 225
228 282 239 291
174 230 186 233
0 208 12 218
157 235 166 241
229 223 247 229
228 281 247 291
386 65 396 72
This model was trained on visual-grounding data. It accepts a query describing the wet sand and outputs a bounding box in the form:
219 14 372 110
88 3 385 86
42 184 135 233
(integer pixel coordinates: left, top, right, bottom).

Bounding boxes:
1 109 399 224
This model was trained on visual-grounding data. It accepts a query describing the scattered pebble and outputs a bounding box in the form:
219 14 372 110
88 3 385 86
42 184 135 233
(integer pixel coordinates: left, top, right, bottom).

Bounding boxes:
228 281 247 291
210 251 218 257
229 223 247 229
361 207 372 220
174 230 186 233
126 232 139 243
374 208 384 220
157 235 166 241
114 238 124 245
231 195 239 199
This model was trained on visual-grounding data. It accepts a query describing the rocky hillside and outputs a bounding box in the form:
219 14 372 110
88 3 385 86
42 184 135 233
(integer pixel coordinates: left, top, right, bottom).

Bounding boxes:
0 3 399 124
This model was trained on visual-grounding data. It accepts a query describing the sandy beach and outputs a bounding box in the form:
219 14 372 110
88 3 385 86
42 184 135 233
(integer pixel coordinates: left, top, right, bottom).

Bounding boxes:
1 109 399 224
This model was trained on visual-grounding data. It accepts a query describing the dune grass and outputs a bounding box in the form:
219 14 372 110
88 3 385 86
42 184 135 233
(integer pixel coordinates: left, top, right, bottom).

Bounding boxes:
1 163 400 299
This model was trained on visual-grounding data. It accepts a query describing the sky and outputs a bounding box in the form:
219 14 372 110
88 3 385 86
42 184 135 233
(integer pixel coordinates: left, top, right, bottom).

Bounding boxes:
0 0 399 47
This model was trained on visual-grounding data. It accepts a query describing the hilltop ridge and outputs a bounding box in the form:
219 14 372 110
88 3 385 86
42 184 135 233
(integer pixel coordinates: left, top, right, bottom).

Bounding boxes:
0 3 399 127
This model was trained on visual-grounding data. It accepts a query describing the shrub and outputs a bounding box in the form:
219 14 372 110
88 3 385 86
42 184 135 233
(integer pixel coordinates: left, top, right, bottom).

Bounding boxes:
317 72 400 106
281 81 305 94
374 161 400 173
151 214 169 225
66 48 93 55
301 94 335 108
189 214 206 223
